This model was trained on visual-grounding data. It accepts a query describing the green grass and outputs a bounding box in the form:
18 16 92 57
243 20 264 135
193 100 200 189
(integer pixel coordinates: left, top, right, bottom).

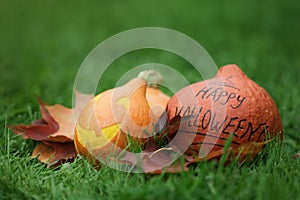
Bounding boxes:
1 0 300 199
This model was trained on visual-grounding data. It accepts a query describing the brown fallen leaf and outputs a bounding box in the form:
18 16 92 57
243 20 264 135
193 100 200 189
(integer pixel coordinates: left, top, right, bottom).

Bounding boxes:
185 139 272 164
10 91 93 166
91 137 189 174
12 97 77 142
117 137 271 173
142 154 190 174
11 98 59 141
32 142 55 163
32 142 76 166
95 150 190 174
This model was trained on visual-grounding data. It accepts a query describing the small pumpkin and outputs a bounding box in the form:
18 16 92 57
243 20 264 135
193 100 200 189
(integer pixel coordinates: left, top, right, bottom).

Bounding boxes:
156 64 283 161
74 71 170 161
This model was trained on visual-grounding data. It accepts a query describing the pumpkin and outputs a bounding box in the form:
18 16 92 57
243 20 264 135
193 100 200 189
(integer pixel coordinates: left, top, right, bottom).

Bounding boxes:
156 64 283 161
74 71 170 161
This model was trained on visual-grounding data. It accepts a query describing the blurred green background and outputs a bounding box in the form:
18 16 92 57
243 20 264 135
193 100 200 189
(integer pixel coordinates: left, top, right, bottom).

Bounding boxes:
0 0 299 199
1 0 299 105
1 0 298 132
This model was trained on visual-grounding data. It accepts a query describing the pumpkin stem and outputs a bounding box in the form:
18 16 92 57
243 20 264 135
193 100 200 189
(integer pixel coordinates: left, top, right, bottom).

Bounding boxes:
137 70 164 88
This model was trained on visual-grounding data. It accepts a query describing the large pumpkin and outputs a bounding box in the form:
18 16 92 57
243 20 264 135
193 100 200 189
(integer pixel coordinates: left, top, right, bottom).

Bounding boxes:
156 64 283 160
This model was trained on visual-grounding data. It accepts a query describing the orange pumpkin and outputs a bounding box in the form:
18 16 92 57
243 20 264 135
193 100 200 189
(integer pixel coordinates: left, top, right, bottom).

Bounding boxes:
157 64 283 161
74 71 170 162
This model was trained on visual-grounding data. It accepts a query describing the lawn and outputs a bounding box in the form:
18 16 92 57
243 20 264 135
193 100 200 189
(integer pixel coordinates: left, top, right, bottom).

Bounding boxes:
0 0 299 199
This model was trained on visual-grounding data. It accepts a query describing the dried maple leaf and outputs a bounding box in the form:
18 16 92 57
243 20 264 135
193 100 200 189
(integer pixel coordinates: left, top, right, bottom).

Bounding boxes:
10 91 93 166
185 139 272 163
142 148 190 174
32 142 76 166
32 142 55 163
11 98 59 141
97 138 190 174
114 133 273 173
12 92 93 142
